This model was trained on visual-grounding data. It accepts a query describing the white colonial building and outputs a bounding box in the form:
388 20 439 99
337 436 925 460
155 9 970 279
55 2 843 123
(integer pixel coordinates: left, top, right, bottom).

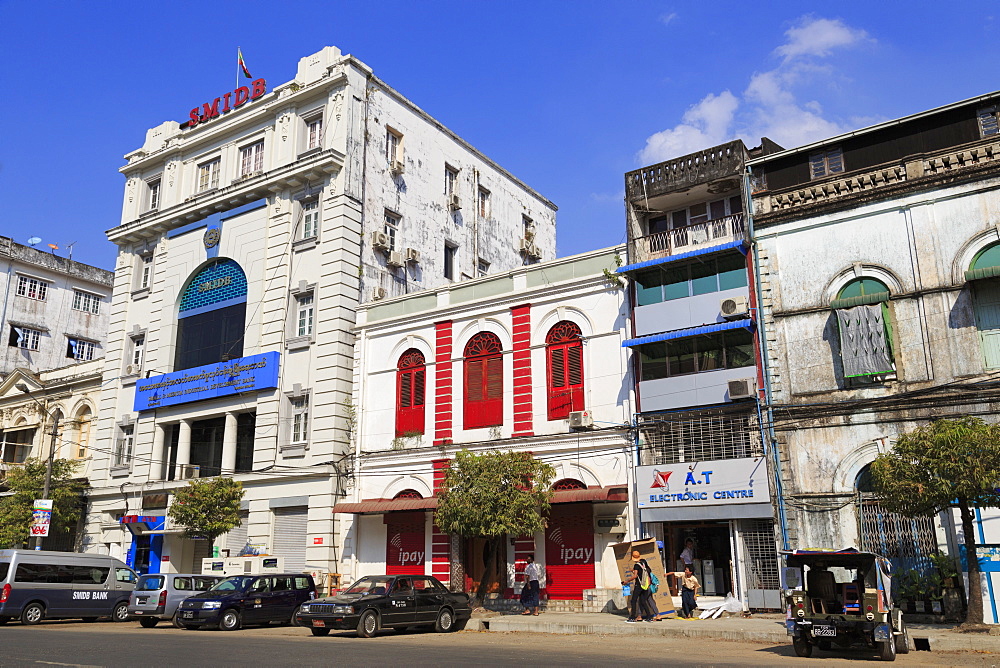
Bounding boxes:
83 45 556 578
339 247 633 605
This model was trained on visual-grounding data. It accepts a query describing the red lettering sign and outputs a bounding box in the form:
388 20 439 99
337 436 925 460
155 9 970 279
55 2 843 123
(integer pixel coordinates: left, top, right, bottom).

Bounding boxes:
186 79 267 128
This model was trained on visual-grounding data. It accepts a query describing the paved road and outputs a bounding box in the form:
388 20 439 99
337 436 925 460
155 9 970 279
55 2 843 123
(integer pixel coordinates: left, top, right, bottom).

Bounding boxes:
0 621 988 667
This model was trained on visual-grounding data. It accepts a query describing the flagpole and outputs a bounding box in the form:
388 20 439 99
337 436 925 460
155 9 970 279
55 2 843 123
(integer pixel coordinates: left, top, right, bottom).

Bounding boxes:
236 46 240 91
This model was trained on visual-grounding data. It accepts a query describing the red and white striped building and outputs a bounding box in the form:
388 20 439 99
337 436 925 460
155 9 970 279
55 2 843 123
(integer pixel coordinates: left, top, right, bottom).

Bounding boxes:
336 247 635 603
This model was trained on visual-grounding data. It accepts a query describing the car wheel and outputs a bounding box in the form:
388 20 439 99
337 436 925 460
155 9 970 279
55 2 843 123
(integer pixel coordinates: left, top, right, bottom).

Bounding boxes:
21 602 44 626
434 608 454 633
139 617 159 628
894 620 910 654
219 608 241 631
287 610 299 627
113 602 130 622
172 613 185 629
879 638 896 662
357 610 378 638
310 627 331 637
792 637 812 658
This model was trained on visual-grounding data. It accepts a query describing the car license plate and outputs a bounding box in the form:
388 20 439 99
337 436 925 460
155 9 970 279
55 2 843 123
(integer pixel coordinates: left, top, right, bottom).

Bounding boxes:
813 625 836 637
183 611 194 619
312 619 325 628
138 597 148 604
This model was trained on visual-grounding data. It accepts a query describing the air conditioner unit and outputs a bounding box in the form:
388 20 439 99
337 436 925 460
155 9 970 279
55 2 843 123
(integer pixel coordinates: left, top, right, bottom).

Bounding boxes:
387 251 404 267
720 295 750 319
569 410 594 430
179 464 201 479
727 377 757 401
371 287 387 300
519 239 541 259
448 193 461 210
405 248 421 264
124 364 136 376
371 231 391 251
391 159 405 175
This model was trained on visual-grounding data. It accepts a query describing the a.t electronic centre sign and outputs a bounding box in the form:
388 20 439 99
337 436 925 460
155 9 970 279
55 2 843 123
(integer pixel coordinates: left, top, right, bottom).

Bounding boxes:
134 352 279 411
636 457 766 509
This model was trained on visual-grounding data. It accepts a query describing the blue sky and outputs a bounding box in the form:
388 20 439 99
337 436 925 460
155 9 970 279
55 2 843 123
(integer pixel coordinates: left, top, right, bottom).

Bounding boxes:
1 1 998 270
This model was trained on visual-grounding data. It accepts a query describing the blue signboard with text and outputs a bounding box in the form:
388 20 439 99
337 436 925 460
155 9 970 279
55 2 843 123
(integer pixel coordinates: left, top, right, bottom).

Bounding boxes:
133 352 280 411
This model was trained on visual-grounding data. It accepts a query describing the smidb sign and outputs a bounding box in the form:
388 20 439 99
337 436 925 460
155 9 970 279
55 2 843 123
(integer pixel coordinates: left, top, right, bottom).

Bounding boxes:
635 457 766 509
134 352 280 411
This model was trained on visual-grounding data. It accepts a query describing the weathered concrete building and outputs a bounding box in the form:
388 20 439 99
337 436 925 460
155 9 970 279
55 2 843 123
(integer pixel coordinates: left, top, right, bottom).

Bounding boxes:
617 140 784 609
83 45 557 577
0 236 113 376
341 247 632 608
748 92 1000 616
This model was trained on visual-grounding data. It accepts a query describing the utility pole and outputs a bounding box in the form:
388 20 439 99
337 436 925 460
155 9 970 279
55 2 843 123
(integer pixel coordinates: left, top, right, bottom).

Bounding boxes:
17 383 58 550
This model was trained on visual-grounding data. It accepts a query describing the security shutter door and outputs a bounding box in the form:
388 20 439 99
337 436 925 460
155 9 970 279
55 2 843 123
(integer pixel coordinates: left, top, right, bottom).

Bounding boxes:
385 511 426 575
975 279 1000 368
225 511 250 556
273 506 309 573
544 504 595 600
192 539 213 574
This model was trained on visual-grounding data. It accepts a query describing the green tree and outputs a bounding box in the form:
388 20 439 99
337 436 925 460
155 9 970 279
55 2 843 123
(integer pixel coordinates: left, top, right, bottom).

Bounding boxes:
435 449 555 604
168 477 245 552
0 458 86 549
870 417 1000 626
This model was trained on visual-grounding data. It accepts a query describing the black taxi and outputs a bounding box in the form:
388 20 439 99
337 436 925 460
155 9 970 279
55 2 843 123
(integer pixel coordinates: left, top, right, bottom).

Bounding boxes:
295 574 471 638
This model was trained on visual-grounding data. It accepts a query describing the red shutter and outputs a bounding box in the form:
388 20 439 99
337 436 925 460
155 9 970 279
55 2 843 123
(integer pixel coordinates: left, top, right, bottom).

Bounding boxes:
396 350 426 437
543 504 595 600
546 322 584 420
464 333 503 429
385 512 426 575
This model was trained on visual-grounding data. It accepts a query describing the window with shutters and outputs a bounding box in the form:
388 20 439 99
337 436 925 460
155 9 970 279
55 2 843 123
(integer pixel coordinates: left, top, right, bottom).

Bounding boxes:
463 332 503 429
979 106 1000 138
396 349 426 437
809 147 844 179
546 321 584 420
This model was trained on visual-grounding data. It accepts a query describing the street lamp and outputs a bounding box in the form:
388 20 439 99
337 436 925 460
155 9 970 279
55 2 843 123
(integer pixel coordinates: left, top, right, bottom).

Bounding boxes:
16 383 59 550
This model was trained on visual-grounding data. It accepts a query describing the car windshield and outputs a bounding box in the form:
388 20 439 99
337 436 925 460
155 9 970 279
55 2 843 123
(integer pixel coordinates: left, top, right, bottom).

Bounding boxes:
136 575 165 591
344 576 393 596
210 576 254 592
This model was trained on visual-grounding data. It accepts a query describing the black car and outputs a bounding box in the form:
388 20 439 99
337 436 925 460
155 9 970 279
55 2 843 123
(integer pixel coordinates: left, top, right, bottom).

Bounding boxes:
295 574 471 638
177 573 316 631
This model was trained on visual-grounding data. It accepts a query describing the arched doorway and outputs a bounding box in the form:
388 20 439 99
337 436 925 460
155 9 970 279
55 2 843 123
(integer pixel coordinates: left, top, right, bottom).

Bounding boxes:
174 259 248 371
856 463 936 574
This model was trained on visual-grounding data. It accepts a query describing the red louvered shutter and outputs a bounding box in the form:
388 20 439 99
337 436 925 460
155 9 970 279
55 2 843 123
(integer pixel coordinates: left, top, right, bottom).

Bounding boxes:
385 511 426 575
546 322 584 420
464 333 503 429
544 504 595 599
396 350 426 437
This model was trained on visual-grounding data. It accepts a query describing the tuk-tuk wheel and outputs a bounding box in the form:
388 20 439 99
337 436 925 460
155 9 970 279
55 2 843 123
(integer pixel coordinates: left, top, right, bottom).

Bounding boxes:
878 639 896 662
894 619 910 655
793 637 813 657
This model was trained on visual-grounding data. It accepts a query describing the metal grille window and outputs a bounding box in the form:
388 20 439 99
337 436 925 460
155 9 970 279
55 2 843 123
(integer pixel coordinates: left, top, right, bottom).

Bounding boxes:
72 290 101 314
198 158 220 192
240 141 264 176
739 519 780 590
16 276 47 301
858 498 937 574
638 406 760 465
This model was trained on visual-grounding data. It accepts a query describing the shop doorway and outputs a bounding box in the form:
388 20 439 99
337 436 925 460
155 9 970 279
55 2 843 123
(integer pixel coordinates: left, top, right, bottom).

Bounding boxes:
463 537 504 595
663 521 733 597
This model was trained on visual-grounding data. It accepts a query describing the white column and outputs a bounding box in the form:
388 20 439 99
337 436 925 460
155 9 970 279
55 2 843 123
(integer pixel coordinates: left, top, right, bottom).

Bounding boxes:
150 423 166 480
176 419 192 478
221 412 238 474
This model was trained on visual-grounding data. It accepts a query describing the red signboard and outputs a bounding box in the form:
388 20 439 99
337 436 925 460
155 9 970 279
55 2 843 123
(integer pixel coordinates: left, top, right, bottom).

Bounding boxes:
186 79 267 128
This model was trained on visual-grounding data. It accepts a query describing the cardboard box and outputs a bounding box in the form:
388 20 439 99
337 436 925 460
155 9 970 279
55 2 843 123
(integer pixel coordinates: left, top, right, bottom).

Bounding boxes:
612 538 676 618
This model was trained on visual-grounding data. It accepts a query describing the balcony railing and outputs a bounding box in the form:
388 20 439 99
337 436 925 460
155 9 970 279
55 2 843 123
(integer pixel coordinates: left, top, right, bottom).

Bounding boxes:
628 213 746 265
625 140 746 201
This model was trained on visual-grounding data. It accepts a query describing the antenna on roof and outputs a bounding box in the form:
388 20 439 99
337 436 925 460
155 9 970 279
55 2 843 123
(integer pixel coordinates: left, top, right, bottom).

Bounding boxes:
26 237 41 247
66 242 77 262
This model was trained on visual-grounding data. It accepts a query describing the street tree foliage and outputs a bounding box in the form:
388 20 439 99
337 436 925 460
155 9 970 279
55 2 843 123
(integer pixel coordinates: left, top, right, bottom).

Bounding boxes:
435 449 555 603
168 477 245 550
870 417 1000 626
0 458 86 549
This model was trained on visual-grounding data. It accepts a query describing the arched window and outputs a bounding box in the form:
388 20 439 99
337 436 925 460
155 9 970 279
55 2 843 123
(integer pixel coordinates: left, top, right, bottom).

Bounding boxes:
832 277 891 307
396 349 426 437
393 489 423 500
463 332 503 429
969 243 1000 368
75 406 93 459
831 277 895 380
175 259 248 371
552 478 587 491
546 321 584 420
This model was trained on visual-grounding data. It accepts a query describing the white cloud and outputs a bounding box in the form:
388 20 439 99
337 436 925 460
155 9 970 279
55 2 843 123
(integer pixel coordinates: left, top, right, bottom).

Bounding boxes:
637 16 874 163
659 12 678 27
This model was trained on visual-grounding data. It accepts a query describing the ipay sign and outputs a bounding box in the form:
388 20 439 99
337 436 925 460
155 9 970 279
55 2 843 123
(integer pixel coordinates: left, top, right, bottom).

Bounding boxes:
635 457 766 509
185 79 267 128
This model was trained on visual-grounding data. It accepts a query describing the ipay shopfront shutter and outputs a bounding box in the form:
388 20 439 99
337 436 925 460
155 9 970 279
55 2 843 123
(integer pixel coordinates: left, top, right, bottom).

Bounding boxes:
385 511 426 575
273 506 308 573
544 504 595 599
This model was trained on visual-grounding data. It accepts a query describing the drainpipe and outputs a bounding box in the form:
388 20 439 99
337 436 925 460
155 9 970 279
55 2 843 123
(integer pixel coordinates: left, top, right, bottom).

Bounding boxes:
472 169 480 277
744 166 790 551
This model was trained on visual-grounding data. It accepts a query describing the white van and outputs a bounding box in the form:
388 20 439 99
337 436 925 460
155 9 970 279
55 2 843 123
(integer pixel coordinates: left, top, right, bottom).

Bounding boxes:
0 550 137 625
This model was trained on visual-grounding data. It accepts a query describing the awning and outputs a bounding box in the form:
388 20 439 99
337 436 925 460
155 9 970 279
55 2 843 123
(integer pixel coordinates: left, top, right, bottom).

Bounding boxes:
552 485 628 504
622 319 754 348
617 240 748 274
966 265 1000 282
332 485 629 515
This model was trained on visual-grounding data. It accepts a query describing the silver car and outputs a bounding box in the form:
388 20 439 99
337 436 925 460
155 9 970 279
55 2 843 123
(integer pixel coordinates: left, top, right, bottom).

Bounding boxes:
128 573 222 627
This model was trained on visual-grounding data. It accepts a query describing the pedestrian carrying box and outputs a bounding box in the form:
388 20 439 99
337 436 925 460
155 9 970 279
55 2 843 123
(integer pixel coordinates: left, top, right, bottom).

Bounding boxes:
612 538 676 618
